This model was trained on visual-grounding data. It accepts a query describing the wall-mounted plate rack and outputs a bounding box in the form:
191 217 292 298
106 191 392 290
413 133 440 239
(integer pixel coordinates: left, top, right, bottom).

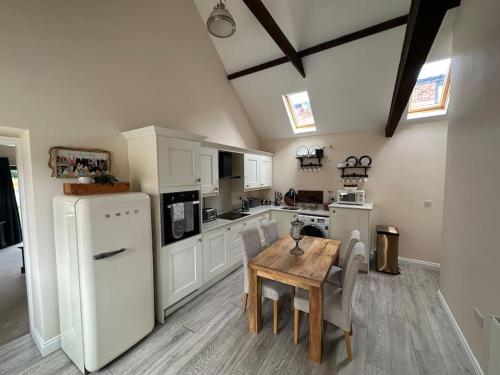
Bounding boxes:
338 165 371 178
297 155 323 168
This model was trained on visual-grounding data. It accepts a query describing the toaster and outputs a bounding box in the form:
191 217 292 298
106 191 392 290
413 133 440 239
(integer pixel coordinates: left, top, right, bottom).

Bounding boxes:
202 208 218 222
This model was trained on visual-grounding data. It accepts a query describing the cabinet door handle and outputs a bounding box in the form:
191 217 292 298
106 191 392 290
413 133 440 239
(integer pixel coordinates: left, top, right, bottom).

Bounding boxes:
332 210 336 213
195 178 201 183
226 227 231 231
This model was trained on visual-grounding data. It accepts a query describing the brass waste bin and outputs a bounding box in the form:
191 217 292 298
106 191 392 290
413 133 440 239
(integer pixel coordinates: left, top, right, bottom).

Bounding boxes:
376 225 399 274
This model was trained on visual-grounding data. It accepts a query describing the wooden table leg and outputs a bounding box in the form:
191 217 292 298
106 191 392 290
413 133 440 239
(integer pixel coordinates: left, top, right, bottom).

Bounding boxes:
248 267 262 333
309 285 323 363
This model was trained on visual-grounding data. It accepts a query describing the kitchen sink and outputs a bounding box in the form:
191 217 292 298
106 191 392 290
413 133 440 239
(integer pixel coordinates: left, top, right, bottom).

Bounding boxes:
281 206 300 210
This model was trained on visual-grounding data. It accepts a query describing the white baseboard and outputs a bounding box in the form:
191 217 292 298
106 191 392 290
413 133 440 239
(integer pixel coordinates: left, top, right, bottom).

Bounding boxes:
398 256 441 271
31 327 61 357
437 290 484 375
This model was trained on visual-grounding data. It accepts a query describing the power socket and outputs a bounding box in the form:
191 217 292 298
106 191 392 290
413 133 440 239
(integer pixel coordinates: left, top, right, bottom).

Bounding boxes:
473 307 484 328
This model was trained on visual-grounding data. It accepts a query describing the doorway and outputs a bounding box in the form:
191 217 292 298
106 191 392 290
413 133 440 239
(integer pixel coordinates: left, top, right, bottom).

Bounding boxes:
0 141 29 346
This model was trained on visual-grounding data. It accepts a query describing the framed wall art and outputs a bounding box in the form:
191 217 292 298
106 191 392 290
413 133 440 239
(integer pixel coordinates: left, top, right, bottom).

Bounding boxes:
48 147 111 178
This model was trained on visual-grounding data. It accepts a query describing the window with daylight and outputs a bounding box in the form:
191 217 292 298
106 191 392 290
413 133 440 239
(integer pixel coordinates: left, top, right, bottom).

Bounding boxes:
282 90 317 133
407 58 451 119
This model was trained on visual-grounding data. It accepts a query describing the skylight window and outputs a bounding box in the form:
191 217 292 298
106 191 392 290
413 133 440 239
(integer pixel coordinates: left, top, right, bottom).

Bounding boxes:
283 90 317 133
407 58 451 119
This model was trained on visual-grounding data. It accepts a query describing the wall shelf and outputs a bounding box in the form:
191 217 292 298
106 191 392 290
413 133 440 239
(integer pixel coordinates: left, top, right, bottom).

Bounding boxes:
338 165 371 177
297 156 323 168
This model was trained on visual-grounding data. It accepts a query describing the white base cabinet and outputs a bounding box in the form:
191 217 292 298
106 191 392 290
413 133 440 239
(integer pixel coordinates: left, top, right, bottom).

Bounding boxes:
270 210 298 237
162 235 203 308
226 223 244 267
202 228 229 283
202 213 269 283
330 207 371 272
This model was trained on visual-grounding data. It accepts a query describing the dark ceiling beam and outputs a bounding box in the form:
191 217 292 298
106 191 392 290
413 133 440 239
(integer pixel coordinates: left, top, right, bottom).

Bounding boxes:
228 15 407 80
299 15 408 57
385 0 460 137
242 0 305 78
227 1 460 81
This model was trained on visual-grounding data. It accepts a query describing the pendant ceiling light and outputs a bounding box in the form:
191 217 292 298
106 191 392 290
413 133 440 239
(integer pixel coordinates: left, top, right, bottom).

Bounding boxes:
207 0 236 38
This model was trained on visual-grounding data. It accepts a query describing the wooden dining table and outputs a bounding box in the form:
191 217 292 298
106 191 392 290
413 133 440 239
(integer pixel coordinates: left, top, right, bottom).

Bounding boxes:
248 235 341 363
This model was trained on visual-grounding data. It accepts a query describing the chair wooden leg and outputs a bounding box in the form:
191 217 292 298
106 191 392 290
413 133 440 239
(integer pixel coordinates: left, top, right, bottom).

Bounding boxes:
273 300 279 335
344 331 353 360
291 286 295 311
293 308 300 344
242 293 248 314
350 325 353 336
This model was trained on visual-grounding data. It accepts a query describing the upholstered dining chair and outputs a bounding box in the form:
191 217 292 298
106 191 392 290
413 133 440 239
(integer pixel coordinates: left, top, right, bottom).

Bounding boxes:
326 230 360 287
261 220 280 247
261 220 296 308
240 226 289 335
293 242 366 361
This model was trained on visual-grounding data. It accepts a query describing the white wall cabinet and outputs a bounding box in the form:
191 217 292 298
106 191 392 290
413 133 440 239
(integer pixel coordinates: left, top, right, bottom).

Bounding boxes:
200 147 219 196
330 207 371 271
202 227 229 283
270 210 298 237
244 154 260 190
244 154 272 191
158 136 201 188
162 235 203 308
259 155 272 189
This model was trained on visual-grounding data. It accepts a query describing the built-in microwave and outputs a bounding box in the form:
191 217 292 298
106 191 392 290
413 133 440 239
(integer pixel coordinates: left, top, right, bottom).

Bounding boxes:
337 190 365 205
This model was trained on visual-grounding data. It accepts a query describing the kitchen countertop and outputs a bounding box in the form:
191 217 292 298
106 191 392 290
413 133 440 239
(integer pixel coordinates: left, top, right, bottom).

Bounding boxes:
202 205 330 233
328 202 374 210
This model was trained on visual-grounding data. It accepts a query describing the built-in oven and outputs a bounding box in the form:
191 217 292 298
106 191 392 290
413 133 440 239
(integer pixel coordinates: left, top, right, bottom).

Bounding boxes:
162 190 200 246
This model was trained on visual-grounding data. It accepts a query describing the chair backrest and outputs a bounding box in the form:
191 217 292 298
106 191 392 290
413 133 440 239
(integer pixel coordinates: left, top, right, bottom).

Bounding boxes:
340 230 361 286
261 220 280 247
341 230 361 266
240 226 263 293
341 242 366 314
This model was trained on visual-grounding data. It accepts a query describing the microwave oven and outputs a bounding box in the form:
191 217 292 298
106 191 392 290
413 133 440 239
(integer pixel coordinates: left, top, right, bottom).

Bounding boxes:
337 190 365 205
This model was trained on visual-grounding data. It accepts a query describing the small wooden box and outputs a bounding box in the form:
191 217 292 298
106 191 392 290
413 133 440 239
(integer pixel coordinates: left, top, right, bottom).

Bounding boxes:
63 182 130 196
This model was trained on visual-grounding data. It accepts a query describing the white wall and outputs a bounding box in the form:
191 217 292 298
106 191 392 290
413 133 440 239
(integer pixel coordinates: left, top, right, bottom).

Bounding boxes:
439 0 500 370
263 120 448 263
0 0 260 343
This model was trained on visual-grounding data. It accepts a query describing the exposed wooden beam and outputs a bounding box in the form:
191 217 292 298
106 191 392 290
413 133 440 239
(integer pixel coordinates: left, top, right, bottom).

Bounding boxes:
300 15 408 57
385 0 460 137
228 15 408 80
242 0 305 78
227 1 460 81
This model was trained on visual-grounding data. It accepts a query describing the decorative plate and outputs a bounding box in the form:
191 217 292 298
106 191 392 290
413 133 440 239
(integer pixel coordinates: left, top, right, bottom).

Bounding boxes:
296 146 309 157
359 155 372 166
308 145 320 156
345 156 358 167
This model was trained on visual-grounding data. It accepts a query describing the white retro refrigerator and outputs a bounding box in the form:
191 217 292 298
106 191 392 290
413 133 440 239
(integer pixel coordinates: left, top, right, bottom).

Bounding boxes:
53 193 155 373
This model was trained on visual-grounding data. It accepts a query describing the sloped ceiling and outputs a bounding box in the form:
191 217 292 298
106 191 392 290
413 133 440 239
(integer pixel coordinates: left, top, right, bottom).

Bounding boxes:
194 0 456 140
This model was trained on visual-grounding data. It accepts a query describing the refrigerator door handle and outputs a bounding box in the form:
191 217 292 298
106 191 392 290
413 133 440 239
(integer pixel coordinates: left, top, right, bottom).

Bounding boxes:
93 248 127 260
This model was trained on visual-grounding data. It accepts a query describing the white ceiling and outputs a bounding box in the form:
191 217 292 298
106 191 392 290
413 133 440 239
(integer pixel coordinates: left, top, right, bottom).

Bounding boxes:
194 0 457 140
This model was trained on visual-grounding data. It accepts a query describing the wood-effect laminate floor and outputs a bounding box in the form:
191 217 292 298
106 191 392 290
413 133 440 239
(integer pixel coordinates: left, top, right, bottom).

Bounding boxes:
0 244 29 347
0 265 476 375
